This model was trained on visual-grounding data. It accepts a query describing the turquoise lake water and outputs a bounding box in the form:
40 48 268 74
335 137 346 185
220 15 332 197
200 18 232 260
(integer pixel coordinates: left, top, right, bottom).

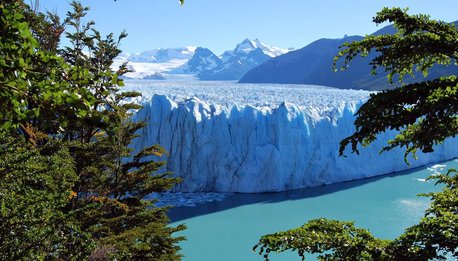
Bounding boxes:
169 159 457 260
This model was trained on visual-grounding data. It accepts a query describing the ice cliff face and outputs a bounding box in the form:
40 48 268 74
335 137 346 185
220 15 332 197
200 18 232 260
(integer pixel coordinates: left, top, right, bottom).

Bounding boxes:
128 82 458 193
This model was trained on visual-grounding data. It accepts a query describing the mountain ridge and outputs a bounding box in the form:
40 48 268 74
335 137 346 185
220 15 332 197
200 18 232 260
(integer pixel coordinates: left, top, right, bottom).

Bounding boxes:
113 39 289 80
181 39 289 80
239 23 458 90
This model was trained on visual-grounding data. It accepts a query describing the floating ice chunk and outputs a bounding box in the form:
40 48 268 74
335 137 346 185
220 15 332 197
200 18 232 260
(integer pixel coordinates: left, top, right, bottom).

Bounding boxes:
427 164 448 175
398 199 429 208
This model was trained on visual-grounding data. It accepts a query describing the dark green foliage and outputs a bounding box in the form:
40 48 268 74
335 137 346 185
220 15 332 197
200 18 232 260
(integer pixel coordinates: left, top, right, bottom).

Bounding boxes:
255 8 458 260
340 75 457 161
254 218 389 261
336 7 458 160
0 132 94 260
69 111 185 260
53 3 185 258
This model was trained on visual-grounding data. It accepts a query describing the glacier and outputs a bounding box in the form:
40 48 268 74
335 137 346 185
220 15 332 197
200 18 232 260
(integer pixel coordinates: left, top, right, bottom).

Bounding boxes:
127 81 458 193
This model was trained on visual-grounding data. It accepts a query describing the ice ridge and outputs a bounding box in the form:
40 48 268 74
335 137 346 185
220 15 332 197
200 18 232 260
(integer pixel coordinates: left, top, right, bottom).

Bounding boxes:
131 93 458 192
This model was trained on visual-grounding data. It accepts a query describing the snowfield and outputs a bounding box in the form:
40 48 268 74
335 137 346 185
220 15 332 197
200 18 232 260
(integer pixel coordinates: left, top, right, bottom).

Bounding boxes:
125 80 458 192
123 80 367 118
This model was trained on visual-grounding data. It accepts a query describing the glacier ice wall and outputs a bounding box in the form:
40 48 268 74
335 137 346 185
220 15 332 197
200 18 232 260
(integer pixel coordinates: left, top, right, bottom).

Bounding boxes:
131 93 458 193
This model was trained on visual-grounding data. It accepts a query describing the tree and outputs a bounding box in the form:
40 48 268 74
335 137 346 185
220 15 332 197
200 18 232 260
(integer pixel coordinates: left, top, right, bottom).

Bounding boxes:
0 2 98 259
254 7 458 260
53 3 185 259
68 107 185 260
0 133 94 260
0 0 92 135
336 7 458 160
0 1 185 259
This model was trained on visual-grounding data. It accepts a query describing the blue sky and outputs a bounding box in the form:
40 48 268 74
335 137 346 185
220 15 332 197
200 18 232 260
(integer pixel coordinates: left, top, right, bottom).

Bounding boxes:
38 0 458 55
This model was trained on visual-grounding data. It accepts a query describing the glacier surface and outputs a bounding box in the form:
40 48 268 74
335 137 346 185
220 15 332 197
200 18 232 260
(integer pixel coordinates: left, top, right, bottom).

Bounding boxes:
127 81 458 192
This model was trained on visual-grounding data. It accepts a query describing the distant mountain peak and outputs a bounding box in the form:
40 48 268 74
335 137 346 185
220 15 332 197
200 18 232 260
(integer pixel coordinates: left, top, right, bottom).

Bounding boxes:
252 38 262 45
183 46 198 52
234 38 257 54
183 47 222 74
229 38 290 58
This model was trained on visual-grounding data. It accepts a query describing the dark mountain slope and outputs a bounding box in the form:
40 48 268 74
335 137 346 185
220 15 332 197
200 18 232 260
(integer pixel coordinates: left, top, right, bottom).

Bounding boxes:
240 24 458 90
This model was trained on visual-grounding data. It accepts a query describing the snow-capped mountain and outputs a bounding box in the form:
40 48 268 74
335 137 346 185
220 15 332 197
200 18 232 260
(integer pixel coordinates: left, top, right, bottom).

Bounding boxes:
128 46 196 63
178 47 223 76
112 40 289 80
182 39 290 80
113 47 197 80
222 38 288 62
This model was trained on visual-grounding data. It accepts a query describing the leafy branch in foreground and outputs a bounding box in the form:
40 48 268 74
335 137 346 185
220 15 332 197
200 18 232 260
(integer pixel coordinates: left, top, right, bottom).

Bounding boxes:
254 218 389 260
334 7 458 161
255 7 458 260
254 169 458 261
